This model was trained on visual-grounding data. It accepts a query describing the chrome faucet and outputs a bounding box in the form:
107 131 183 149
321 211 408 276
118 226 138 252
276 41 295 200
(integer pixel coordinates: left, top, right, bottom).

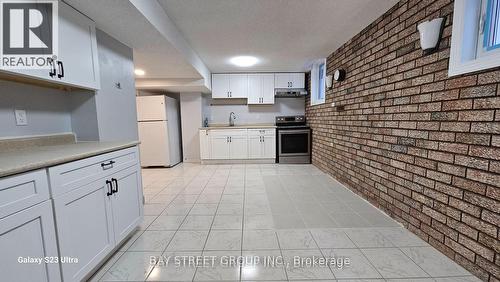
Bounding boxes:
229 112 236 126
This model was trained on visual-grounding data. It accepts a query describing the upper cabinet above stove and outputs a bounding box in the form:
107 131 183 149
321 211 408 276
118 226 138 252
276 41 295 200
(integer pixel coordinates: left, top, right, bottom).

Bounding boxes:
0 2 100 90
274 73 305 89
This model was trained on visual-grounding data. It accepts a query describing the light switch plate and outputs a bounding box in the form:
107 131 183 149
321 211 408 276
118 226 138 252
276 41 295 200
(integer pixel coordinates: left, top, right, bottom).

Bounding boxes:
14 109 28 126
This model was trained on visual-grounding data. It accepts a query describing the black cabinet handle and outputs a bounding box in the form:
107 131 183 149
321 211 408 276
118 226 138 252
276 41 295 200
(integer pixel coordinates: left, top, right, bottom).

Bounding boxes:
57 61 64 78
101 160 115 170
48 58 56 78
106 180 113 196
112 178 118 194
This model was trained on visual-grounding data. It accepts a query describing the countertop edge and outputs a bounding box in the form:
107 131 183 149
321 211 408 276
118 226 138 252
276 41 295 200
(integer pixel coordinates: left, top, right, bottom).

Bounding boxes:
0 141 139 178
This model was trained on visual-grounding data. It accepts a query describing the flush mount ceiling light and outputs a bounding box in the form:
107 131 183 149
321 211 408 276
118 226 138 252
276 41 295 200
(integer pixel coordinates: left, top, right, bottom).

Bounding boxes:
229 56 258 67
134 69 145 76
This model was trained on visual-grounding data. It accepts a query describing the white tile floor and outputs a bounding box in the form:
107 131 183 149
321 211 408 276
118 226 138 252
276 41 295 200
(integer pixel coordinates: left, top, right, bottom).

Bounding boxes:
89 163 480 282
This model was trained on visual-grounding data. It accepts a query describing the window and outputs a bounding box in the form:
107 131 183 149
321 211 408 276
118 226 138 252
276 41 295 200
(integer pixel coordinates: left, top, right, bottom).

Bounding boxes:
311 59 326 105
450 0 500 76
484 0 500 50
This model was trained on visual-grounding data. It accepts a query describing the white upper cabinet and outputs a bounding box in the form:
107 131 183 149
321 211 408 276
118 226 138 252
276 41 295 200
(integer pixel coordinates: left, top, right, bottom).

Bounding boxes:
275 73 305 89
248 74 275 105
0 2 100 90
57 1 100 90
211 74 248 98
211 74 230 99
229 74 248 98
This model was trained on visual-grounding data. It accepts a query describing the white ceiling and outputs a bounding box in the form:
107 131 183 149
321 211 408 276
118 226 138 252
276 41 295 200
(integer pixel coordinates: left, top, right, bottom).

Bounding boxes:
65 0 202 79
65 0 398 91
158 0 398 72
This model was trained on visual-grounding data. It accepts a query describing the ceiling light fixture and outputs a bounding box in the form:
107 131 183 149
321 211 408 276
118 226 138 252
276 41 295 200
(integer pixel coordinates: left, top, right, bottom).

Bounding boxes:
134 69 145 76
230 56 258 67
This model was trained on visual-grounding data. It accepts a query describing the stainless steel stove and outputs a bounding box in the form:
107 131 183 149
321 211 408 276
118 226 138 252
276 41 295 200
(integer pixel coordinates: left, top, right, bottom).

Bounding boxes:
275 115 311 164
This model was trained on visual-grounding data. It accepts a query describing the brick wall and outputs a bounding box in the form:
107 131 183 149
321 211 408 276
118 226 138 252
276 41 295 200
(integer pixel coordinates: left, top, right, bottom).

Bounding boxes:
305 0 500 281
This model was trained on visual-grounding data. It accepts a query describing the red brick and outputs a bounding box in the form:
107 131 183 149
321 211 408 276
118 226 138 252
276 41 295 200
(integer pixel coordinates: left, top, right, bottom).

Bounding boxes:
471 122 500 134
458 110 495 121
469 145 500 160
478 70 500 84
464 191 500 213
455 155 489 170
458 235 495 261
462 214 498 238
445 75 477 89
460 85 497 98
442 99 473 111
474 97 500 109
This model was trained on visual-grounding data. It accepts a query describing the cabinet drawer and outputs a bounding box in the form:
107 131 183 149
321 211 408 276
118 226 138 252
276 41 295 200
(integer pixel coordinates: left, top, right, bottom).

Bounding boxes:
0 169 50 219
248 129 276 136
210 129 248 137
48 146 139 196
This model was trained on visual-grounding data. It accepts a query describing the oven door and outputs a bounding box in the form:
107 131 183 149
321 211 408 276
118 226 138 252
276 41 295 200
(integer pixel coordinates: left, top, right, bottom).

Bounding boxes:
278 129 311 163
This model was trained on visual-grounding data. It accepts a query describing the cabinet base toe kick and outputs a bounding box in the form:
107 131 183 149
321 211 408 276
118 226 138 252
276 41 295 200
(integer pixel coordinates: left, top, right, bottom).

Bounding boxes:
201 159 276 164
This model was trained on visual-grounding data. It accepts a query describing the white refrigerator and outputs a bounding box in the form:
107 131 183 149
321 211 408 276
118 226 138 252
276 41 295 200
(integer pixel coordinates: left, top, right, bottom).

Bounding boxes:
136 95 182 167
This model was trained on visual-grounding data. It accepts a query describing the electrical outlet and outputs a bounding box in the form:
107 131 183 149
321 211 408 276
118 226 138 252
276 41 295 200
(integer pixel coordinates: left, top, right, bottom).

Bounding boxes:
14 109 28 126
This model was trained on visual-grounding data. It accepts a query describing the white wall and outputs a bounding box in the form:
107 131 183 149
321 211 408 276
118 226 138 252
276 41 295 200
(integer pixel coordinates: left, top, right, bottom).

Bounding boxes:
202 96 305 125
180 92 202 163
0 80 73 138
94 29 139 142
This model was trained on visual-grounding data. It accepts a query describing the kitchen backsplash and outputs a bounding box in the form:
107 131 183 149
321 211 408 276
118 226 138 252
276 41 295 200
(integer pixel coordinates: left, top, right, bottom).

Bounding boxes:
202 94 305 125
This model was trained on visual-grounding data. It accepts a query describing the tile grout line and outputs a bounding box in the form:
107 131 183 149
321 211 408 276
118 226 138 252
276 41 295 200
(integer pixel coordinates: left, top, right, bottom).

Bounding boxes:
143 166 207 281
193 164 231 281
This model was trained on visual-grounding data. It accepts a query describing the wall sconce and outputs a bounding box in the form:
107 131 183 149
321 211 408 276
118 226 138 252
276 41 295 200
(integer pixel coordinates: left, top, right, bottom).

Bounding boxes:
417 17 445 55
326 75 333 89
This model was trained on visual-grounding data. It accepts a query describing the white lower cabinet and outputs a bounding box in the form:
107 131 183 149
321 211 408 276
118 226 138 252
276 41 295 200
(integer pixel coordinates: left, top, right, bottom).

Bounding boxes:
211 136 231 159
0 200 61 282
0 169 61 282
229 135 248 159
52 179 115 282
199 130 210 159
201 128 275 160
109 166 143 243
248 129 276 159
50 147 143 281
0 146 143 282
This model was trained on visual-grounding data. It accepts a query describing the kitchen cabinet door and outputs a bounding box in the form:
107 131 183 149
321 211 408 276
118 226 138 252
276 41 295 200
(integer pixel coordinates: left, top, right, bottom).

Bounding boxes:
263 135 276 159
247 74 262 104
57 2 100 90
211 136 230 159
247 136 262 159
229 136 248 159
275 73 304 89
289 73 305 89
261 74 275 104
110 166 143 244
229 74 248 98
212 74 230 98
53 179 114 282
200 130 210 159
274 73 291 88
0 200 61 282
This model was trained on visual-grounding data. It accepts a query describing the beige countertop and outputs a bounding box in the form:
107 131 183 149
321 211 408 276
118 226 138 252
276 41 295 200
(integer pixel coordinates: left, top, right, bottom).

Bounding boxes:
200 124 276 130
0 141 139 178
